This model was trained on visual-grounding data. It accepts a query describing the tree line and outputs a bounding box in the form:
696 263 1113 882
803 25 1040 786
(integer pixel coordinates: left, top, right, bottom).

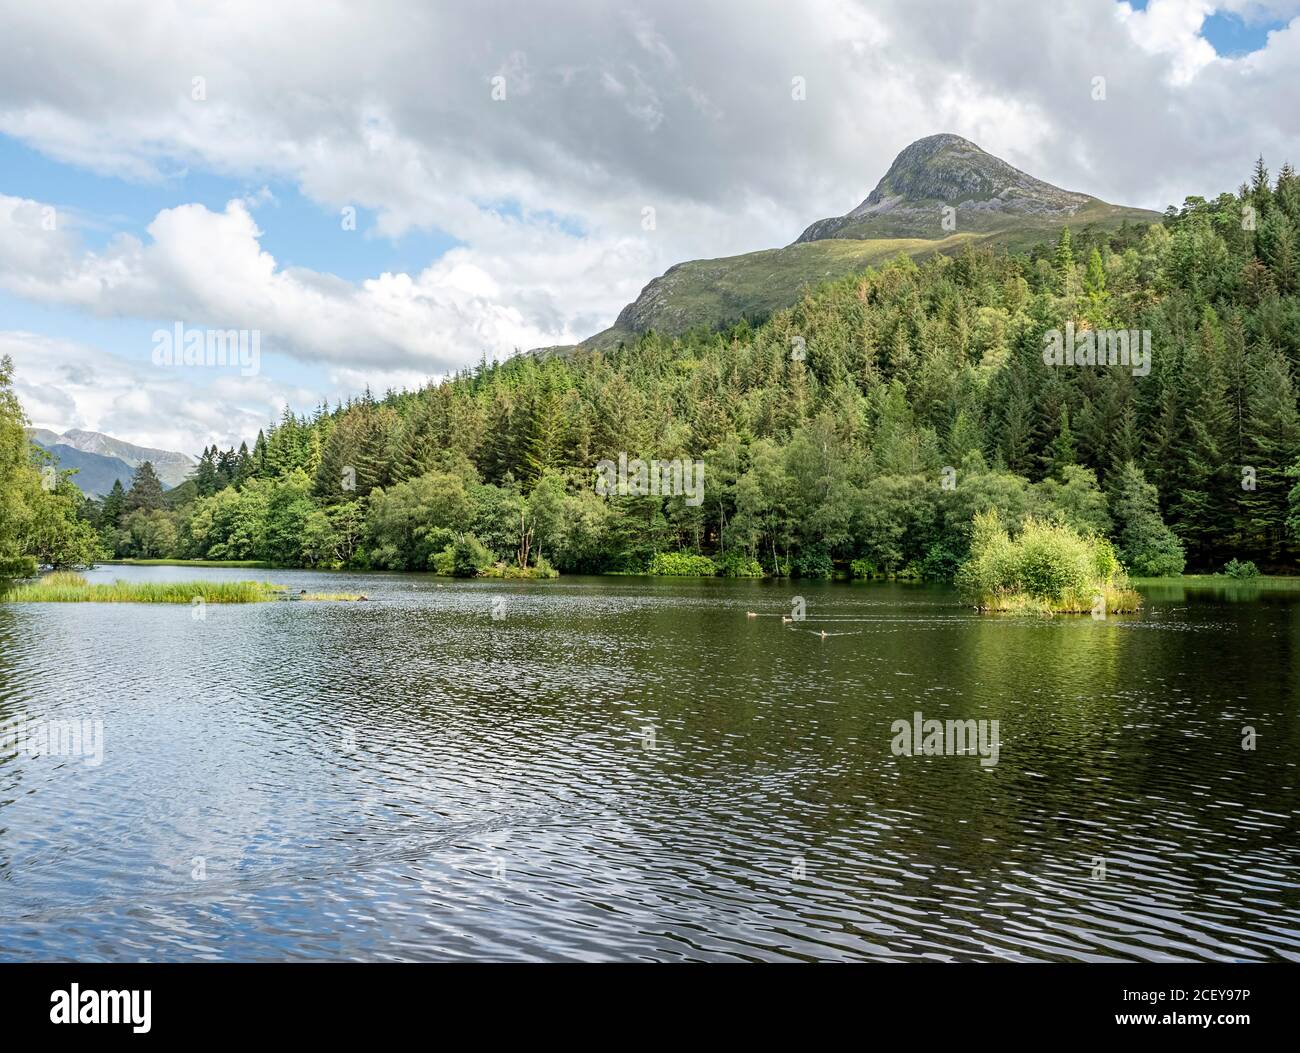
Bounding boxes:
7 155 1300 580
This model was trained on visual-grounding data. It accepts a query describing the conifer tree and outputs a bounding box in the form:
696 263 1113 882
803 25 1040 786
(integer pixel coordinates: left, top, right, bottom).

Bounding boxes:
125 461 165 512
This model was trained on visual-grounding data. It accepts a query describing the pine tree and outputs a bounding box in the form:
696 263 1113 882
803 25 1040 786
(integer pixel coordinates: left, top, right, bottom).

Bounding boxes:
101 478 127 526
1111 461 1185 576
1049 404 1077 477
234 442 253 486
1054 227 1075 296
313 416 358 504
1242 340 1300 560
125 461 165 512
252 430 268 477
195 447 219 496
1251 155 1272 225
1167 323 1236 566
1083 248 1109 316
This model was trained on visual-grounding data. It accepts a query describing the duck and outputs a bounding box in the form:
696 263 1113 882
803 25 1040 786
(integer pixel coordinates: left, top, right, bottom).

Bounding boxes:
819 629 828 639
746 611 757 619
781 615 793 624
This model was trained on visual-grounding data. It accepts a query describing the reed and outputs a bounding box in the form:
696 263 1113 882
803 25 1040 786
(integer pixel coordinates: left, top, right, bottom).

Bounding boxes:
4 573 282 604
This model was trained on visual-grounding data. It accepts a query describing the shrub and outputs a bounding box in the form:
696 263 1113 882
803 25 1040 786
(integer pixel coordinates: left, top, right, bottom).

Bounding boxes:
647 551 717 576
429 545 455 576
792 546 833 579
1223 558 1260 579
955 511 1140 614
917 540 962 582
0 556 38 579
451 534 493 577
716 551 765 578
483 557 560 579
849 556 878 580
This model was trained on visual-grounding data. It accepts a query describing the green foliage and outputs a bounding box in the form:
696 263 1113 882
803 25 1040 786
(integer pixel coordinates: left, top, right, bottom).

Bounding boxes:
0 356 99 575
1110 461 1186 576
955 511 1139 613
451 534 493 577
849 556 878 579
917 540 963 582
6 156 1300 581
792 545 834 579
716 551 765 577
647 552 717 576
1222 558 1260 579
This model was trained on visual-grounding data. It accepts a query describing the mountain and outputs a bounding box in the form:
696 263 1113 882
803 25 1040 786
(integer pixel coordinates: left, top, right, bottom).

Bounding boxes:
579 134 1160 349
29 440 137 498
27 428 195 493
793 133 1145 241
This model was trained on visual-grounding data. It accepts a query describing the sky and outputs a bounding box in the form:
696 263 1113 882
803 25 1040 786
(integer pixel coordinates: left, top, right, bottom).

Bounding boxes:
1 0 1299 455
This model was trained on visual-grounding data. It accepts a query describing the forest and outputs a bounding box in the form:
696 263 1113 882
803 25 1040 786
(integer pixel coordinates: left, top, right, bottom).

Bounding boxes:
5 156 1300 582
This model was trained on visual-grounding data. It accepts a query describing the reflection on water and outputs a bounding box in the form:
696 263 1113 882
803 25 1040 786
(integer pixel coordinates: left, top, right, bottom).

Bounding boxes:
0 566 1297 961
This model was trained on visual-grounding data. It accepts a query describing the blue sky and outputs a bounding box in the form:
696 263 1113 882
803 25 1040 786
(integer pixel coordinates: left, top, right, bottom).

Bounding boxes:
0 133 462 406
1 0 1297 454
1125 0 1290 54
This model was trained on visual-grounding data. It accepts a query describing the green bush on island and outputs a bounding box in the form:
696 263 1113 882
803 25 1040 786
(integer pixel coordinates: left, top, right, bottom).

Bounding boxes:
482 556 559 579
1222 558 1261 579
647 552 717 576
955 512 1141 614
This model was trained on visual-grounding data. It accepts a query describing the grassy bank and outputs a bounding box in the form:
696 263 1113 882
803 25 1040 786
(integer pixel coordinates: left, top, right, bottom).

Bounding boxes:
4 572 282 604
1133 573 1300 603
1133 573 1300 588
106 558 273 568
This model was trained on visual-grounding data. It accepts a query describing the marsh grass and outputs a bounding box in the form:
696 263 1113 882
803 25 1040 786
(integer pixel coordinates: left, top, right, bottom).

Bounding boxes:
108 558 272 569
974 581 1142 614
4 573 282 604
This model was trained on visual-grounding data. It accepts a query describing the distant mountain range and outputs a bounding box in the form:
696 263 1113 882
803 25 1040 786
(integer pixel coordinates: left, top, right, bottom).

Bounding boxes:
27 428 195 497
576 134 1160 350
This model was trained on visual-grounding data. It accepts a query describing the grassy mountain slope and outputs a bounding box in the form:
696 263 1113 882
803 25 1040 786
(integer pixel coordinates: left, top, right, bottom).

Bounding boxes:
577 134 1159 350
583 233 977 350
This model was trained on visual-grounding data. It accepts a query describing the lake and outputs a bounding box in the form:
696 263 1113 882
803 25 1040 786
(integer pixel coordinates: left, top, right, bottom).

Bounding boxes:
1 566 1298 961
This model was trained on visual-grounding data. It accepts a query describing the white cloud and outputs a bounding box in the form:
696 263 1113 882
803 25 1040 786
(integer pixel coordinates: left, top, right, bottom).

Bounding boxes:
1 330 317 453
0 192 621 371
1117 0 1218 84
0 0 1297 439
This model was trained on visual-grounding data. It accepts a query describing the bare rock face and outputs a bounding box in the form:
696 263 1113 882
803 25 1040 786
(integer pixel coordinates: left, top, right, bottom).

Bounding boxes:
795 133 1094 242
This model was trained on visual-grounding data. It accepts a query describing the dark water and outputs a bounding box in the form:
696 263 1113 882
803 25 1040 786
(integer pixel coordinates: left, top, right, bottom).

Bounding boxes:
1 566 1298 962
